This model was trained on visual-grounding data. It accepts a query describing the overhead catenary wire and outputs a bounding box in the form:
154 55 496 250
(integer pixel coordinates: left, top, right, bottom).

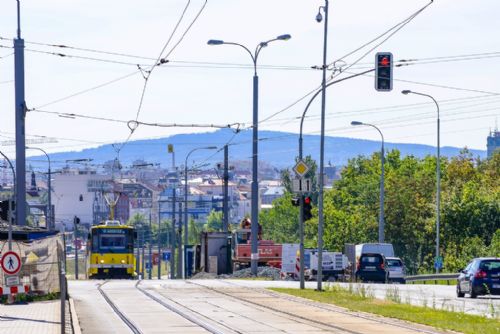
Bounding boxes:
114 0 208 160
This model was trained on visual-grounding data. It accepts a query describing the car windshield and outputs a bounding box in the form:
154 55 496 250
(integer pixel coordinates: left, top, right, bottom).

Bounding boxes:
479 260 500 272
361 256 381 264
387 259 402 267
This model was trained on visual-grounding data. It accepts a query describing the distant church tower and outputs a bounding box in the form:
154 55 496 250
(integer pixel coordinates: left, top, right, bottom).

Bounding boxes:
27 170 39 197
487 124 500 158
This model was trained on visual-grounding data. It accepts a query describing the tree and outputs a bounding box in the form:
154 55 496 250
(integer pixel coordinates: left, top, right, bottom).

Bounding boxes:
205 210 223 232
259 192 299 243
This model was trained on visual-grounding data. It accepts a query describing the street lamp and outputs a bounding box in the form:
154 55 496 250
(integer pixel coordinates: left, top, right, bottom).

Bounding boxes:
316 0 329 291
183 146 217 278
0 150 16 250
351 121 385 243
401 89 441 273
27 146 52 231
208 34 291 276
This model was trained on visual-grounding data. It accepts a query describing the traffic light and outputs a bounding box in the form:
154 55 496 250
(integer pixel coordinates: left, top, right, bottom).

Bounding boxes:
0 200 8 221
291 197 300 207
375 52 393 92
303 196 313 221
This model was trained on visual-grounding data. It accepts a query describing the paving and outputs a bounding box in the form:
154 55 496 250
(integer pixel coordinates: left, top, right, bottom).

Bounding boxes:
0 299 60 334
70 279 451 334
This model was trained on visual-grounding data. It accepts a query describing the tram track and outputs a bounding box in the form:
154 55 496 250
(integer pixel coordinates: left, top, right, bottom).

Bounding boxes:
135 280 229 334
97 281 143 334
186 280 446 334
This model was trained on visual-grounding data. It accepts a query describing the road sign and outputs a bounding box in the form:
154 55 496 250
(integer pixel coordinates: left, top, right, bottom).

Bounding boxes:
1 251 22 275
5 275 19 287
293 160 310 178
434 256 443 269
292 178 312 193
162 251 171 261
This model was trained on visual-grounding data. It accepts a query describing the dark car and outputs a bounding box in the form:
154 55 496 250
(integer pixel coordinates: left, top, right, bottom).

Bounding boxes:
356 253 389 283
457 258 500 298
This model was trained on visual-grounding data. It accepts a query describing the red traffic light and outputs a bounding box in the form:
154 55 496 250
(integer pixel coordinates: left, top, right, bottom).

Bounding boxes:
380 56 390 66
304 196 311 205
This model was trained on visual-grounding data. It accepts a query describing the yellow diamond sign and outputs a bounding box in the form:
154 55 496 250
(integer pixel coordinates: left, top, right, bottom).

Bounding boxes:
293 160 309 177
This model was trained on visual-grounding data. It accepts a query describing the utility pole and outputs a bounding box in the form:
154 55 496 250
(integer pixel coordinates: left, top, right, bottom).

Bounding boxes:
170 185 176 279
177 202 183 279
136 224 140 276
223 144 229 232
157 202 161 280
148 213 152 280
141 227 145 278
14 0 27 226
74 216 79 280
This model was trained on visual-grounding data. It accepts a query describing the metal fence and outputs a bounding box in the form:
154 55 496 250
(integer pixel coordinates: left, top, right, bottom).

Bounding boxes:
0 234 64 295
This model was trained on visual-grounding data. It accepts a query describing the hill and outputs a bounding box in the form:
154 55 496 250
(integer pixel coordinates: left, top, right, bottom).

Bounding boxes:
43 129 486 169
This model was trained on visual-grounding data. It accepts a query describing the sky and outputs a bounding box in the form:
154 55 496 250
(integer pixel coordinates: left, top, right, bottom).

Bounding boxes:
1 0 499 166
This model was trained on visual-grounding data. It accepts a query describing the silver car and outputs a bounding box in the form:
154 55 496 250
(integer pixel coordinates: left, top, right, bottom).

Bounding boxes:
386 257 406 284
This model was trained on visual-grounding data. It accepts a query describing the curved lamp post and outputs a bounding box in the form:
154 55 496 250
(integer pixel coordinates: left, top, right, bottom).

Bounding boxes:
351 121 385 243
208 34 291 276
27 146 52 231
183 146 217 278
401 89 441 273
0 150 16 250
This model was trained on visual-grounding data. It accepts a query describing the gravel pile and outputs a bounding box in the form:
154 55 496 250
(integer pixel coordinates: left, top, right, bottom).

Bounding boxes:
192 266 282 280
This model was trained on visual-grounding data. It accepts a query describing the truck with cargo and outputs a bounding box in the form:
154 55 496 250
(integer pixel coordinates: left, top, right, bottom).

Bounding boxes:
230 218 282 272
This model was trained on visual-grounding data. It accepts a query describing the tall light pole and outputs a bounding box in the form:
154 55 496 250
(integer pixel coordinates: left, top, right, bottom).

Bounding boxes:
27 147 52 230
0 150 15 250
351 122 385 242
184 146 216 278
315 0 329 291
401 90 441 273
208 34 291 276
14 0 27 226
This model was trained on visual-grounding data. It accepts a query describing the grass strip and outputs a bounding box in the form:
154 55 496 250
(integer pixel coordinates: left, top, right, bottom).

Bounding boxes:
270 287 499 334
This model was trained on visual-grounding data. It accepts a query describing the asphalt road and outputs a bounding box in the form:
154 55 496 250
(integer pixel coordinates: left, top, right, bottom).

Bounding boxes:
69 279 450 334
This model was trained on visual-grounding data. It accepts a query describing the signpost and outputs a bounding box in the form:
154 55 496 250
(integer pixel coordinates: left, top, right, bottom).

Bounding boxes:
1 251 22 276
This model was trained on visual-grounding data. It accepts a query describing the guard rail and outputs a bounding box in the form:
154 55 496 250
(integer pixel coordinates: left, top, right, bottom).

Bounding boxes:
405 273 459 285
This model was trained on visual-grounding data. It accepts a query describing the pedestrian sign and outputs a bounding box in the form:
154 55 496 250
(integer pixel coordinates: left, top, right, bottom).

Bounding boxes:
293 160 310 178
1 251 22 275
162 251 171 261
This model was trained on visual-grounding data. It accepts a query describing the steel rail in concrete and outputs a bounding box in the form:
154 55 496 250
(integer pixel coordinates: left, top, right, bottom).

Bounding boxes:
97 281 143 334
135 280 226 334
190 280 445 334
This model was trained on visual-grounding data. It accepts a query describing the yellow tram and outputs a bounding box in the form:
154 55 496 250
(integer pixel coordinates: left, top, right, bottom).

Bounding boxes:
87 220 136 279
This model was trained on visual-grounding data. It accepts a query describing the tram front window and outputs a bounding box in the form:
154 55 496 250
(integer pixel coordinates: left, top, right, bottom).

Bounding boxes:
99 234 126 251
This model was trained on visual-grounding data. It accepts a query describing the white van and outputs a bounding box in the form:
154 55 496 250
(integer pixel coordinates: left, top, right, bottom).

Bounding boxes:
355 243 394 263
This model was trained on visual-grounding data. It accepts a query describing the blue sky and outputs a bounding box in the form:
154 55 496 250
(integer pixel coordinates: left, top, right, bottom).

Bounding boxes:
0 0 499 161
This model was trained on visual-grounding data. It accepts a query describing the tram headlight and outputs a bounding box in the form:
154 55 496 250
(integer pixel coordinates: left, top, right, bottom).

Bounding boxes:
121 260 125 264
100 260 104 264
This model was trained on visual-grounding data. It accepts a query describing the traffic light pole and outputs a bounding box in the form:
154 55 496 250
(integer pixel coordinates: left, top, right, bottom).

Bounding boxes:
223 145 229 232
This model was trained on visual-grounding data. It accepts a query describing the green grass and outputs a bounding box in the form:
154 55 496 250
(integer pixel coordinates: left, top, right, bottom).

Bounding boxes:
270 286 500 334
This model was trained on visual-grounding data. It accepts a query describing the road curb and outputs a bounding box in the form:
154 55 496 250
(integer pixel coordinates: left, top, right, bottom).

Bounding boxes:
69 298 82 334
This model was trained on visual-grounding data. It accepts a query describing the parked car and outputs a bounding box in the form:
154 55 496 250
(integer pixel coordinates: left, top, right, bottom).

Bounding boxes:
356 253 389 283
386 257 406 284
457 258 500 298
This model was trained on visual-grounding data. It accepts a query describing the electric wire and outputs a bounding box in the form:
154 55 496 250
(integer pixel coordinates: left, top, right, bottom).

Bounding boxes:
115 0 208 161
